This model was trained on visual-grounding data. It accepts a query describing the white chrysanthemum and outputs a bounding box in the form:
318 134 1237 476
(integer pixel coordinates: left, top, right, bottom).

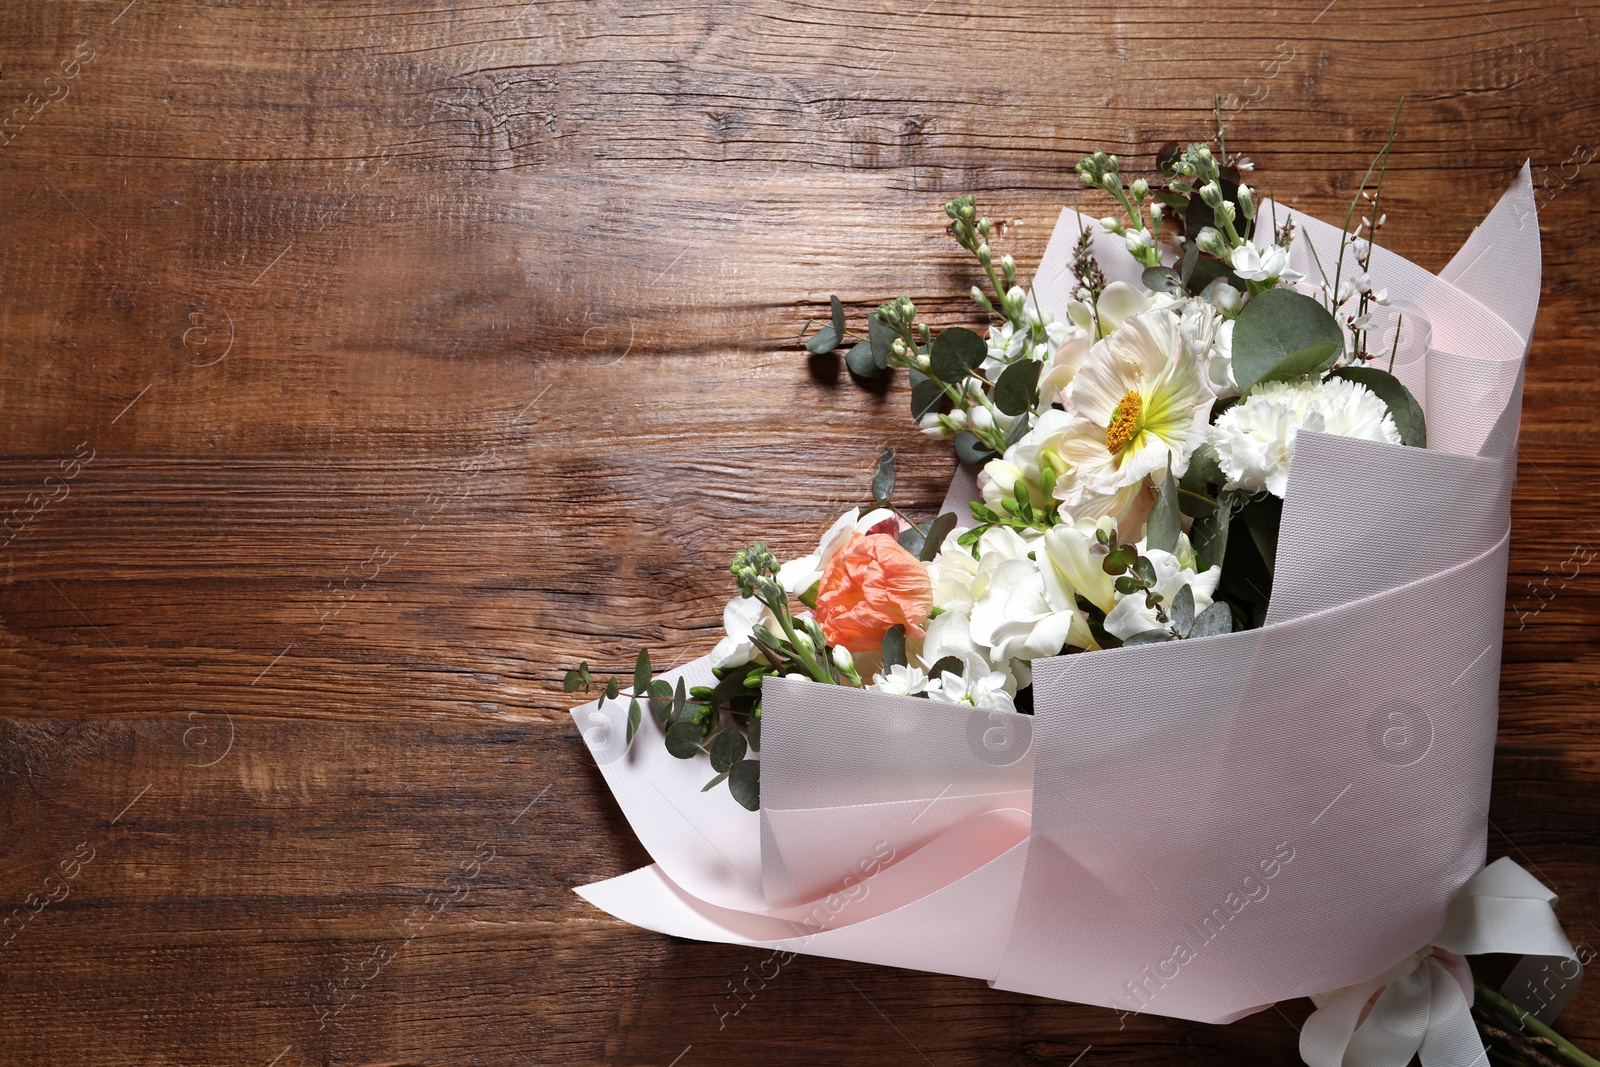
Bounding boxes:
869 663 931 697
927 669 1017 713
1207 377 1400 498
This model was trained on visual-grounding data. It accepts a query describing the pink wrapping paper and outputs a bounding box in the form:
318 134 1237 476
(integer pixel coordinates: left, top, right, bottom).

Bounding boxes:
571 165 1539 1023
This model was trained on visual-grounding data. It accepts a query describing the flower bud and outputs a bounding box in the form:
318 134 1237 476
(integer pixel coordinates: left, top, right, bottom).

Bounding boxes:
1199 181 1225 208
976 242 992 264
1236 183 1255 220
1130 178 1149 199
831 645 855 672
968 405 994 432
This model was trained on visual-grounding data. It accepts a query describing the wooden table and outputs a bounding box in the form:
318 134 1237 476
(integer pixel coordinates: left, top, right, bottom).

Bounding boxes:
2 1 1596 1063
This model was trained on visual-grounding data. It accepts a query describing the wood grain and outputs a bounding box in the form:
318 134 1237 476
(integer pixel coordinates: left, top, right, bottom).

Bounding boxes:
2 0 1598 1063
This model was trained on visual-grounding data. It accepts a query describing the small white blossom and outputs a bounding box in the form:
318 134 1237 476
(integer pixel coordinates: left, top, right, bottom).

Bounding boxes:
927 669 1017 713
870 663 931 697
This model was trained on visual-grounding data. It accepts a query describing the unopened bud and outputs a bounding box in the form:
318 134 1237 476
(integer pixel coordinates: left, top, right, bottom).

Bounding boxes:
1130 178 1149 199
1199 181 1225 208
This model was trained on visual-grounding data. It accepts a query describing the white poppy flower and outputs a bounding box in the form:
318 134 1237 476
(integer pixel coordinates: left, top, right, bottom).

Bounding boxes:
1068 280 1152 340
1053 309 1216 520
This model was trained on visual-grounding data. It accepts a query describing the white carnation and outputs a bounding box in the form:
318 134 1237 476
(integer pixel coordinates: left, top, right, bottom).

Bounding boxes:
1207 378 1401 498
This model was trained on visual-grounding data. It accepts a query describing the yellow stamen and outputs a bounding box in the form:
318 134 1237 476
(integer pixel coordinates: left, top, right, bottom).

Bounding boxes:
1105 390 1144 455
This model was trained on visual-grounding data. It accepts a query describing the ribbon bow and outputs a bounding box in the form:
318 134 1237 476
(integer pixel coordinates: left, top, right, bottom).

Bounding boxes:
1300 857 1577 1067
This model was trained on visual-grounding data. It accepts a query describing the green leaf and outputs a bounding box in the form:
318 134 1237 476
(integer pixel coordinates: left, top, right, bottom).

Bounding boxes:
1146 468 1181 554
1187 256 1237 297
672 677 688 722
898 521 926 557
953 431 996 467
1237 495 1282 579
710 729 747 774
562 669 584 693
1102 544 1138 575
1249 341 1340 392
829 294 845 339
872 448 896 503
919 512 958 562
1123 629 1175 646
1142 266 1184 294
1232 289 1344 393
648 678 673 725
909 367 943 420
708 668 748 712
1190 503 1230 572
1115 574 1148 595
927 656 965 679
1170 583 1195 636
1132 556 1157 586
748 706 760 752
665 721 703 759
1331 366 1427 447
700 769 731 792
604 677 619 701
929 326 986 383
845 339 889 379
1004 412 1030 448
805 324 840 355
634 649 651 698
881 624 907 670
1189 599 1233 638
1179 239 1200 285
993 359 1043 416
868 313 898 372
626 698 642 743
728 759 761 810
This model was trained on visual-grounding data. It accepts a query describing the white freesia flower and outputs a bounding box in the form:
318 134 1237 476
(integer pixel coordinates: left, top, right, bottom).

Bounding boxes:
1068 280 1151 340
869 663 931 697
775 506 897 594
1207 377 1401 498
927 669 1018 713
979 558 1094 661
1229 243 1301 284
1041 516 1119 617
1103 538 1222 641
917 608 992 681
709 595 779 669
1053 309 1216 524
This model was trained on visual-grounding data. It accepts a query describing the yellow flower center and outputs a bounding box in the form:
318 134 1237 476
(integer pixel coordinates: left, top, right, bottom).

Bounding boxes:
1105 390 1144 455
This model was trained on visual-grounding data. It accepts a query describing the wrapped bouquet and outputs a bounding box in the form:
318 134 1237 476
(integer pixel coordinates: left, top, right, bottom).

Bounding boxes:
568 118 1593 1066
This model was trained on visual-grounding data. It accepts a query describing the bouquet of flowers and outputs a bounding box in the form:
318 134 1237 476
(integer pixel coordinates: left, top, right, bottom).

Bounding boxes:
568 115 1594 1066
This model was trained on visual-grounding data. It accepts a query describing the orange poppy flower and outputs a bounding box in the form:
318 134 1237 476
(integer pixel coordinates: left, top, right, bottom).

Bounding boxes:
814 532 933 653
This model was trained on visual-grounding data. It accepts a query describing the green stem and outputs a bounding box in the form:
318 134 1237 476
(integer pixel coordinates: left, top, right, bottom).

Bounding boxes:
1475 982 1600 1067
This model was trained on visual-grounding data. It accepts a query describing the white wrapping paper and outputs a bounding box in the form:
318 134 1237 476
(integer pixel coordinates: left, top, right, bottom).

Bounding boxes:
571 166 1541 1025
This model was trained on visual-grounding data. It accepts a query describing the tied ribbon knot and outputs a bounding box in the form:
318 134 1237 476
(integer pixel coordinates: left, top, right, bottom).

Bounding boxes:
1300 857 1577 1067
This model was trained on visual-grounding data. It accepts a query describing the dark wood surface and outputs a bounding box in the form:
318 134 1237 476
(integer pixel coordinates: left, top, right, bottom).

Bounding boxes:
2 1 1598 1063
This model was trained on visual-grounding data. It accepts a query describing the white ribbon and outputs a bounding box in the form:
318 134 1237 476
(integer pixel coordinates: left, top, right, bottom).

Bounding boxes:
1300 858 1578 1067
